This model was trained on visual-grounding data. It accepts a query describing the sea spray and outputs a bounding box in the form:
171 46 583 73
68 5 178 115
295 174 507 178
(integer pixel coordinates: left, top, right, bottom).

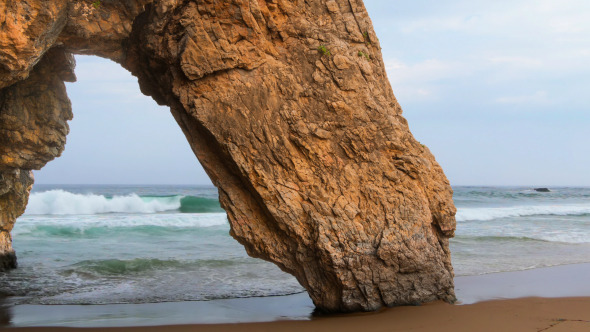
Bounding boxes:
25 190 223 215
11 213 229 237
456 204 590 221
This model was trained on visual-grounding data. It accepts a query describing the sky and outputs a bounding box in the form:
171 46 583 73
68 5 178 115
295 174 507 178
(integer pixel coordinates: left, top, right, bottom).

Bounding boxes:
34 0 590 186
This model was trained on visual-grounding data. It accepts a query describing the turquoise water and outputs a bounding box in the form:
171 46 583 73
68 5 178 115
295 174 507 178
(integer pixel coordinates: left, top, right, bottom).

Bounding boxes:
1 185 590 305
1 185 303 305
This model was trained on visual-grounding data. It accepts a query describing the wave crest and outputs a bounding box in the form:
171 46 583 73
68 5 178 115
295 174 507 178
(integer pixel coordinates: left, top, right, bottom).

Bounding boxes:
457 204 590 221
24 190 223 215
64 258 246 277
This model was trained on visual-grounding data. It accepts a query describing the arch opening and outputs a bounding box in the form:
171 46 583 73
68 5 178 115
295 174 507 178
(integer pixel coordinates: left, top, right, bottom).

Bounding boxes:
0 55 303 307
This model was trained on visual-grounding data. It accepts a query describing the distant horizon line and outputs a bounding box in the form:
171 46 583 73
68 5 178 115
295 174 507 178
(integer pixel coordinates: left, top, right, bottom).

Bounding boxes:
34 183 216 186
32 183 590 188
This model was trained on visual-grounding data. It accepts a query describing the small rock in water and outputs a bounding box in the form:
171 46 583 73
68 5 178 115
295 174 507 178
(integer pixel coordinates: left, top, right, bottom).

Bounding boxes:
534 188 551 192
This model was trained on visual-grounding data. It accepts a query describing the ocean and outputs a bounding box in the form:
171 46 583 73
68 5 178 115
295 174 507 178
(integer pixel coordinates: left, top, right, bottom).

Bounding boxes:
1 185 590 306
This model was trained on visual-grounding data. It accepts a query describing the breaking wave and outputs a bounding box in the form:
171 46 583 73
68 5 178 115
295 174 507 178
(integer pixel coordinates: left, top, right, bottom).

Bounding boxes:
24 190 223 215
457 204 590 221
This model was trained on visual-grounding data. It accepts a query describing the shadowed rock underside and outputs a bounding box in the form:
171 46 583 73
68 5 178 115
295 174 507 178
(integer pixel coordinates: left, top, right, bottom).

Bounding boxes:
0 0 457 312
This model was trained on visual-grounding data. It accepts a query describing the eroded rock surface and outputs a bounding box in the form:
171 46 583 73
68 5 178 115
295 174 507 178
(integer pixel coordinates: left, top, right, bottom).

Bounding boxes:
0 0 456 312
0 169 33 269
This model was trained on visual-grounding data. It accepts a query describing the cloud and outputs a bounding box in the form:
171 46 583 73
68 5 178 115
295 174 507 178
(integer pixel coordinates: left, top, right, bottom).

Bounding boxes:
385 59 459 82
495 90 549 105
399 14 482 34
487 56 543 68
366 0 590 110
384 58 466 102
382 0 590 76
393 0 590 38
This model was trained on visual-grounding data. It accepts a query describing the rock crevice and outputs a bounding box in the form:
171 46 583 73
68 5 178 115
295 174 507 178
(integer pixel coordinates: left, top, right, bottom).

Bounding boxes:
0 0 457 312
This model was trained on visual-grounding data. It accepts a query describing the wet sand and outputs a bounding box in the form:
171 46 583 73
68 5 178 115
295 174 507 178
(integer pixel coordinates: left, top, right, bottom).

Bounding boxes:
2 263 590 330
3 297 590 332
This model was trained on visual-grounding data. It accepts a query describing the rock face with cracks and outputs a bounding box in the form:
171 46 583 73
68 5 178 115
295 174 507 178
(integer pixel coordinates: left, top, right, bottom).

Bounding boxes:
0 0 457 312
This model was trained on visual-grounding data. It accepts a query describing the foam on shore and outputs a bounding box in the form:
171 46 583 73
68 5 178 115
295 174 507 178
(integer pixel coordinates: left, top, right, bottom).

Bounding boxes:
3 263 590 328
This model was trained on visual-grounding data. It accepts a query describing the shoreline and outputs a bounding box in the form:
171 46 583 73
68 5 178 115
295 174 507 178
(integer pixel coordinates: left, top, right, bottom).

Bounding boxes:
455 262 590 304
2 262 590 329
3 298 590 332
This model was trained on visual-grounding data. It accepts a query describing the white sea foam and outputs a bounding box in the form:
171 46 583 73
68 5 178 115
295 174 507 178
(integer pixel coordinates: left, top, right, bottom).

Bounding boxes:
13 213 229 236
456 204 590 221
25 190 181 215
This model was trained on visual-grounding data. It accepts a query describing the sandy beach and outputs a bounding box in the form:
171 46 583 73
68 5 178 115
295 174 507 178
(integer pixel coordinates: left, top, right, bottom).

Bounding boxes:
2 263 590 331
2 298 590 332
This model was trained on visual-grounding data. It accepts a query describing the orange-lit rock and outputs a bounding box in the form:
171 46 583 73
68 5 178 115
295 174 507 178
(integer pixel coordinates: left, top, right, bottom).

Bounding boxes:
0 0 456 312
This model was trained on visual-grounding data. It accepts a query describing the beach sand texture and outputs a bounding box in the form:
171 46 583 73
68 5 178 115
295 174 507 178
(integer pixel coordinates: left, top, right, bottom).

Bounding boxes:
2 297 589 332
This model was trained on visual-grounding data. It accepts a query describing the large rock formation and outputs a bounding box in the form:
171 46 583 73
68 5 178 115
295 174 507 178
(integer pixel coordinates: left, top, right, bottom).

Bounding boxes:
0 0 457 312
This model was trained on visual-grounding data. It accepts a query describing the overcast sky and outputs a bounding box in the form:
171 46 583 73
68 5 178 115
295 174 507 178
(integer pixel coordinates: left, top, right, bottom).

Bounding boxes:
35 0 590 186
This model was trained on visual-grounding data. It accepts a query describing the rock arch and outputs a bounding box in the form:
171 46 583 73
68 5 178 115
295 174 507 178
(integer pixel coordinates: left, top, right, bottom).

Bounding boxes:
0 0 456 312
